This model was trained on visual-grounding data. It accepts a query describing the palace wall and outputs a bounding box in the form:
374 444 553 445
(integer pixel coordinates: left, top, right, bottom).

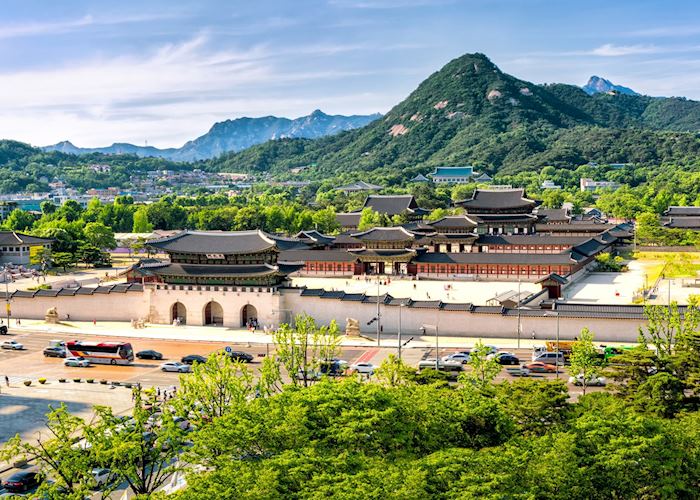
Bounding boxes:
281 290 646 343
8 292 148 321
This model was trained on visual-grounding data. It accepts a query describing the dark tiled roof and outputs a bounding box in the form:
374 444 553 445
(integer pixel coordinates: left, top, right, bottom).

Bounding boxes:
427 216 478 229
279 249 357 263
349 249 415 258
35 289 60 297
457 189 536 211
536 208 571 222
153 263 281 278
332 233 362 246
536 273 568 285
536 223 614 233
472 214 537 222
663 217 700 229
363 195 424 216
268 235 310 251
0 231 53 246
336 213 361 227
147 230 278 255
295 230 335 245
351 227 416 242
663 206 700 217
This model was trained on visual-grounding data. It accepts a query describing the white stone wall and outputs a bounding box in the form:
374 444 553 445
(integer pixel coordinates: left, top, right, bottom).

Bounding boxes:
8 292 149 321
281 290 646 343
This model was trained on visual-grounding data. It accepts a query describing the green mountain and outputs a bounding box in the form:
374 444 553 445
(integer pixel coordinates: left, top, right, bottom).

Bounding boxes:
207 53 700 180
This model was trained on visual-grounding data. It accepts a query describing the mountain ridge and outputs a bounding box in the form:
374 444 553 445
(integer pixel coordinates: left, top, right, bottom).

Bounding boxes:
582 76 639 96
43 110 381 161
206 53 700 179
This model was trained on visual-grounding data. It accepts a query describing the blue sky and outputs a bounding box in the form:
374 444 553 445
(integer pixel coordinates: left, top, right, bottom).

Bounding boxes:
2 0 700 148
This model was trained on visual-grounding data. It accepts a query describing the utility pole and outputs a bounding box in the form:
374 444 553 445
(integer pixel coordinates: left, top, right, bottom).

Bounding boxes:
555 311 560 379
517 278 522 349
376 276 381 347
398 302 404 360
3 266 10 326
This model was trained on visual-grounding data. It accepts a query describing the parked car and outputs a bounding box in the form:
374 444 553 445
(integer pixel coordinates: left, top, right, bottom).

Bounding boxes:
43 346 66 358
349 362 376 375
1 340 24 350
483 345 499 355
441 353 470 364
523 361 559 373
296 368 322 381
91 468 115 487
181 354 207 365
161 362 191 373
0 324 7 335
319 360 347 376
227 351 254 362
64 356 90 368
569 374 607 387
3 469 40 492
136 350 163 360
492 353 520 365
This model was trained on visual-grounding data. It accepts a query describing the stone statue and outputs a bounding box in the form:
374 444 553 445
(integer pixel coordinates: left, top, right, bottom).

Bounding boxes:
345 317 360 337
45 306 59 324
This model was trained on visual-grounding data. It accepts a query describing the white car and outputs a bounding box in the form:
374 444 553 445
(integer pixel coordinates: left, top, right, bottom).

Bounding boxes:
91 467 115 487
349 362 376 375
418 359 464 372
1 340 24 350
64 356 90 367
442 353 470 364
161 361 191 373
569 374 607 387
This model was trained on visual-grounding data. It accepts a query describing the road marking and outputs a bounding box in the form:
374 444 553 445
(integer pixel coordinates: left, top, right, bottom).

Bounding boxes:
353 348 379 365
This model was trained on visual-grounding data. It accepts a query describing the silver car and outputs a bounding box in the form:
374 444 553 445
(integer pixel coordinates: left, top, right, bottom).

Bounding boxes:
1 340 24 350
160 361 191 373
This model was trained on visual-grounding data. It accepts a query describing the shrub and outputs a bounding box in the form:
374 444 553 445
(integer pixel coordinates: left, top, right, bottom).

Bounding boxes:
23 380 31 386
58 378 66 383
100 380 108 384
73 378 81 383
38 378 47 384
86 379 94 384
124 383 133 388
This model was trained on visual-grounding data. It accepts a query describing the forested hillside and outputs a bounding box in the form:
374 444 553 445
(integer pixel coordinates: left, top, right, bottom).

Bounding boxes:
208 53 700 181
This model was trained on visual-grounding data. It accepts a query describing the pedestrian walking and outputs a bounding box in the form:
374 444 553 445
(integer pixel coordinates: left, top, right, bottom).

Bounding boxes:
4 375 9 387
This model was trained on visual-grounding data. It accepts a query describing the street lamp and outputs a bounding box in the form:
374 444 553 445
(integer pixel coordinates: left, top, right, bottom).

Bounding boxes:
2 266 11 326
422 323 439 370
398 301 406 360
517 279 522 349
544 310 560 379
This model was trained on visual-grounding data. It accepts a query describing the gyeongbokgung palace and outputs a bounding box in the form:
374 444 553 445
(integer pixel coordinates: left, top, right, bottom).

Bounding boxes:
127 189 631 285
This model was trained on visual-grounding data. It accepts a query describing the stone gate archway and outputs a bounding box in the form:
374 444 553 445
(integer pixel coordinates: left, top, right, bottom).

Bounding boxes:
171 302 187 325
203 301 224 326
241 304 258 328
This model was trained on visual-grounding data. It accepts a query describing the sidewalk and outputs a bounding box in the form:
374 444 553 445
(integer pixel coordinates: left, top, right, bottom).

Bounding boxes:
7 318 571 349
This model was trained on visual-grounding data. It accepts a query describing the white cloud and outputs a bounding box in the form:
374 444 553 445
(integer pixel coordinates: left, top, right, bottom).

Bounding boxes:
0 35 392 147
589 44 661 57
0 12 180 39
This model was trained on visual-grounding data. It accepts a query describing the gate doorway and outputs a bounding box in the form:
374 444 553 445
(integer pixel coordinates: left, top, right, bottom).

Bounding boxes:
241 304 258 328
203 301 224 326
171 302 187 325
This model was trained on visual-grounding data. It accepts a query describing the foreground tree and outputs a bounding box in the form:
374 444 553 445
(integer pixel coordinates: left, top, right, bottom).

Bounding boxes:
272 314 342 387
0 404 98 499
569 327 602 395
461 340 501 389
89 388 187 496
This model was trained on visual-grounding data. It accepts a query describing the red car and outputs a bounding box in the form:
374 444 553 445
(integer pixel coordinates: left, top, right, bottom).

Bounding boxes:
523 362 559 373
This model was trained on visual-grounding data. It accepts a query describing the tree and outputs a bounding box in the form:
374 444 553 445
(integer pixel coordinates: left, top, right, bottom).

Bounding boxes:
569 327 601 395
174 352 254 425
357 207 381 231
89 388 187 496
83 221 116 249
77 243 103 266
53 252 77 272
0 404 99 499
461 340 501 389
4 208 34 231
311 207 339 233
374 354 415 386
40 200 57 215
272 314 342 387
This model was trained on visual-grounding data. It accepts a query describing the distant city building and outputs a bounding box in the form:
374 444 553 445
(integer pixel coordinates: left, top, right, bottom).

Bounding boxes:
428 166 474 184
580 178 621 192
541 180 561 190
0 231 53 267
0 202 18 220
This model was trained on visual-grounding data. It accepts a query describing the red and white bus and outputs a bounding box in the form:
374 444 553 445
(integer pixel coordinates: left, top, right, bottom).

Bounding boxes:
66 341 134 365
